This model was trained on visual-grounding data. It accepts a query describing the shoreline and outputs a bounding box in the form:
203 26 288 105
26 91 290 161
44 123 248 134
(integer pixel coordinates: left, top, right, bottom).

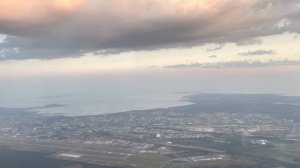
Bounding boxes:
2 93 300 118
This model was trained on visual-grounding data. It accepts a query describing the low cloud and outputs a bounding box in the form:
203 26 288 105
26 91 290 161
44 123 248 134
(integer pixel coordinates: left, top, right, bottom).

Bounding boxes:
238 50 277 56
209 55 218 58
165 60 300 69
236 39 262 46
0 0 299 60
207 44 224 52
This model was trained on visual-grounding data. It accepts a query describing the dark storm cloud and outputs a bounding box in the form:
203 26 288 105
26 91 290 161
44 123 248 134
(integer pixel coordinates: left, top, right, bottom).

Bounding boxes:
0 0 299 60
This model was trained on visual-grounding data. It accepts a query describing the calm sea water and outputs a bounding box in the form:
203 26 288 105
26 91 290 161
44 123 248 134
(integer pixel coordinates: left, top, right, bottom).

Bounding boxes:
1 70 299 116
0 78 190 116
37 91 190 116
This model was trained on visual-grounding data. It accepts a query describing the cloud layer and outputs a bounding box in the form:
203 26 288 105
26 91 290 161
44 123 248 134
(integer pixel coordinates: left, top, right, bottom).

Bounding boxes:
238 49 276 56
0 0 300 60
165 60 300 69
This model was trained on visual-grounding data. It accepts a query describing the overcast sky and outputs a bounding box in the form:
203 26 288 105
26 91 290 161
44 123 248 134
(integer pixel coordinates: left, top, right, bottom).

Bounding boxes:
0 0 299 76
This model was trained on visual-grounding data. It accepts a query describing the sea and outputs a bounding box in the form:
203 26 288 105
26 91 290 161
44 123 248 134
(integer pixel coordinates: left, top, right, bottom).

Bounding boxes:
1 70 299 116
0 78 191 116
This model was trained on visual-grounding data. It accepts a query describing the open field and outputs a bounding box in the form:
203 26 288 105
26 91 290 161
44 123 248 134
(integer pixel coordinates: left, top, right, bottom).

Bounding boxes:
0 136 133 167
0 146 120 168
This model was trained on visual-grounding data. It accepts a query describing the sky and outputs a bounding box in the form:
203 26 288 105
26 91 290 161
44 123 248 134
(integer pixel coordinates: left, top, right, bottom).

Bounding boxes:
0 0 299 95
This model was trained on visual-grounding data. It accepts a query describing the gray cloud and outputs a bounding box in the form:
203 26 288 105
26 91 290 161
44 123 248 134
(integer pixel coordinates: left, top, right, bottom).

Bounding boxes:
165 60 300 69
207 44 224 52
0 0 299 60
238 49 277 56
236 38 262 46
